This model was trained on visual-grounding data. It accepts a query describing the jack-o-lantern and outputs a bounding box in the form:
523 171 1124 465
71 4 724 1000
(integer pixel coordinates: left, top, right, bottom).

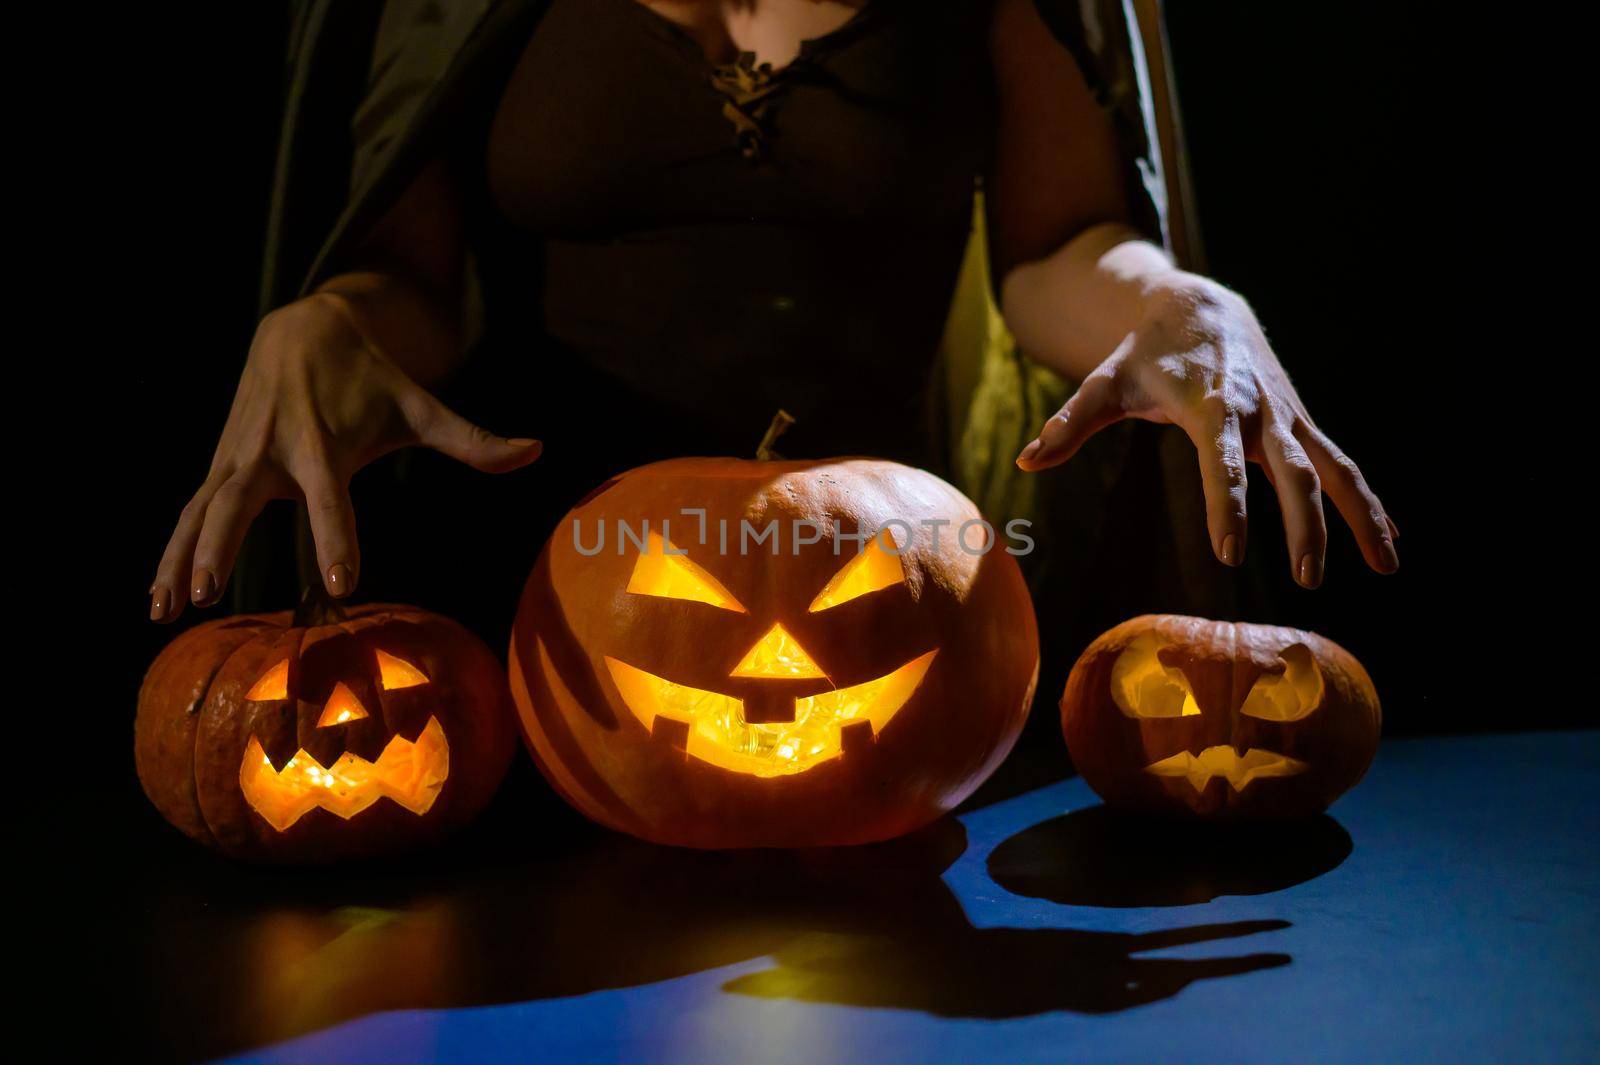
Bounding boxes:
135 598 516 863
1062 615 1380 820
510 454 1039 848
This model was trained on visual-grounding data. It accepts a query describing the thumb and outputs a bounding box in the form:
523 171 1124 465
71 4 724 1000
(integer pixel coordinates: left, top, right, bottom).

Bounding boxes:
408 392 542 473
1015 373 1121 471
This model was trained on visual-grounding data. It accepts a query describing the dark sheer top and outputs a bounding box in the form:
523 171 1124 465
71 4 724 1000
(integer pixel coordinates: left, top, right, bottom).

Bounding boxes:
484 0 993 463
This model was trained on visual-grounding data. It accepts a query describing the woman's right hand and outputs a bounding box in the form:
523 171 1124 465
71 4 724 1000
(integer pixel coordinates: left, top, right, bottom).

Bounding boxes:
150 292 541 622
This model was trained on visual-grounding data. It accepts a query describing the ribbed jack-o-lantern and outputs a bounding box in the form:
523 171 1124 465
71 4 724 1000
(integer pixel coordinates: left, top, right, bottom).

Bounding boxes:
135 600 516 863
1062 615 1380 819
510 456 1040 848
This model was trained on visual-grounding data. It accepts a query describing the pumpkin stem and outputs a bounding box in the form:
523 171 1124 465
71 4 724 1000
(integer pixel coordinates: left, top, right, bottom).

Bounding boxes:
294 584 348 628
755 409 796 461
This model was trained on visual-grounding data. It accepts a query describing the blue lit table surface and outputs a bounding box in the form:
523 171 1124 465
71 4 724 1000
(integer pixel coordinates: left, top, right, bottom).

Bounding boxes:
128 731 1599 1063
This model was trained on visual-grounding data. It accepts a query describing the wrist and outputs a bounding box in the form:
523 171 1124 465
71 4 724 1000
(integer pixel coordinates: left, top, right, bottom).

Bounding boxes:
256 291 365 355
1137 273 1248 333
309 272 463 386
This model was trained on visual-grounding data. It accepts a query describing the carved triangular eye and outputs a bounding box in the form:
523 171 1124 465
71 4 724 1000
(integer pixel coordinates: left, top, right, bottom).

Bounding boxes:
809 529 905 612
1110 635 1200 718
627 531 746 612
377 650 429 690
245 659 290 701
1240 644 1324 722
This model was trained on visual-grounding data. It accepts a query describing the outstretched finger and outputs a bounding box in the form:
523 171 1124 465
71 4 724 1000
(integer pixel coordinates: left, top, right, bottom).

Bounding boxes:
405 389 542 474
191 473 274 607
1296 424 1398 573
295 464 361 599
1261 430 1327 588
1181 409 1249 566
151 477 223 622
1016 374 1121 471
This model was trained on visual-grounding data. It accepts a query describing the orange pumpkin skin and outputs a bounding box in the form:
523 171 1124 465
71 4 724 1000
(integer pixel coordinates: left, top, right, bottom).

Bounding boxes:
510 457 1040 849
135 604 516 863
1061 615 1380 820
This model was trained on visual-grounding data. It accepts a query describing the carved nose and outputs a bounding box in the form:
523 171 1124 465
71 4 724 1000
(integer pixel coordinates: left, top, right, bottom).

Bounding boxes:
316 682 369 728
730 623 826 680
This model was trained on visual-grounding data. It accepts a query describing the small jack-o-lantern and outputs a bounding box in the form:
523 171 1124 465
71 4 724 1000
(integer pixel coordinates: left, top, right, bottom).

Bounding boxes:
510 453 1039 848
135 598 516 862
1062 615 1380 819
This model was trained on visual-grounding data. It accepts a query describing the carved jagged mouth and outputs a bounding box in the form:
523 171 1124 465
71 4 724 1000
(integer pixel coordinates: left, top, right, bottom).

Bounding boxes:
239 717 449 831
604 652 937 778
1144 745 1308 793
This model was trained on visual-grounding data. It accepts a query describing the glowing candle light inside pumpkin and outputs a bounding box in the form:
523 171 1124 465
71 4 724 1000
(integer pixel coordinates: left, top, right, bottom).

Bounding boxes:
136 601 518 863
237 650 448 829
1062 615 1381 820
508 447 1043 849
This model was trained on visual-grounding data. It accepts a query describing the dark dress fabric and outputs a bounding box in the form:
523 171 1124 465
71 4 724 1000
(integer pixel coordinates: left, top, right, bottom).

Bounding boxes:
482 0 991 465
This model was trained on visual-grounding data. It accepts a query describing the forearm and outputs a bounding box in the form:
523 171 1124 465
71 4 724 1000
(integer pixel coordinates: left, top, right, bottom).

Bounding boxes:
312 270 465 389
999 222 1222 381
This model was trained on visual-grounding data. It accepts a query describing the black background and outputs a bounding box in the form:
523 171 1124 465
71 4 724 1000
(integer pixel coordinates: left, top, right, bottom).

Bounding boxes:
85 1 1555 823
51 9 1570 1057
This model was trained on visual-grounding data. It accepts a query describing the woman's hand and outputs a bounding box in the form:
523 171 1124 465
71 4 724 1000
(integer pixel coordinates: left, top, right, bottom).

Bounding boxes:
150 292 540 622
1015 279 1398 588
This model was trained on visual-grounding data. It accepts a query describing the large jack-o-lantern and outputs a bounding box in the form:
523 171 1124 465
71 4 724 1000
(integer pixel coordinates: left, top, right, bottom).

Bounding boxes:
135 599 516 863
1062 615 1380 820
510 454 1039 848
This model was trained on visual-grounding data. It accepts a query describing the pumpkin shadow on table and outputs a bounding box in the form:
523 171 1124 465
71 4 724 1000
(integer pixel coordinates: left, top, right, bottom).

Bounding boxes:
987 804 1355 908
119 772 1294 1061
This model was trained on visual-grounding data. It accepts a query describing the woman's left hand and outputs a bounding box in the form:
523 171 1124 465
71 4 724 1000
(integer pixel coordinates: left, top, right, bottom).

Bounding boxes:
1015 278 1398 588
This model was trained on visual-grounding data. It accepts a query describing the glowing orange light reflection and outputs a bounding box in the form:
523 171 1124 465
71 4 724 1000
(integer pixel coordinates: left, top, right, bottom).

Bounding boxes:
240 717 449 830
377 649 430 691
1144 745 1307 792
809 529 906 611
246 659 290 701
730 623 827 679
627 531 746 612
606 651 936 777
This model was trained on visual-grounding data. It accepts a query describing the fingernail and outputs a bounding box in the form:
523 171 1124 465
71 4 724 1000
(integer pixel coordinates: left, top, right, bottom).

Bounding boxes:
508 437 539 448
191 570 216 606
1297 553 1324 589
1016 439 1043 467
1220 533 1241 566
1386 515 1401 539
327 563 355 598
1377 537 1399 573
150 587 171 621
